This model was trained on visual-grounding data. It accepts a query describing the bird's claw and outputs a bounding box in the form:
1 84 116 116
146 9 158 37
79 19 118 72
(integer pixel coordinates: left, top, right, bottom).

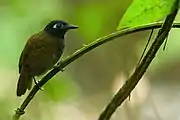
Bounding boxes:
33 77 43 91
15 108 25 115
53 61 65 72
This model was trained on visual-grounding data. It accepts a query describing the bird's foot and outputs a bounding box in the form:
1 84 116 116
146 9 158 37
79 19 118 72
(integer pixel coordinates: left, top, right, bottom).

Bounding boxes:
15 108 25 115
33 77 43 91
53 61 65 72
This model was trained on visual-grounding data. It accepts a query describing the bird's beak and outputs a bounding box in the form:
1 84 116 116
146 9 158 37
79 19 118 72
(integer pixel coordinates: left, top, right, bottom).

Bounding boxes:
66 24 79 30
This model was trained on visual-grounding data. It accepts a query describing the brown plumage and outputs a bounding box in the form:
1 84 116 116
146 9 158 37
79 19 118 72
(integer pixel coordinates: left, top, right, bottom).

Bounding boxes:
17 20 78 96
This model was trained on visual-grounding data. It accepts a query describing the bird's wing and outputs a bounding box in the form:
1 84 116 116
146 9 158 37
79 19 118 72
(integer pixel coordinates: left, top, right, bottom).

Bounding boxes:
18 32 42 73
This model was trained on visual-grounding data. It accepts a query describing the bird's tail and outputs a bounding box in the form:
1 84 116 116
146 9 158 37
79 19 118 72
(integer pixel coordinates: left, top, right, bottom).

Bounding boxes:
17 72 32 96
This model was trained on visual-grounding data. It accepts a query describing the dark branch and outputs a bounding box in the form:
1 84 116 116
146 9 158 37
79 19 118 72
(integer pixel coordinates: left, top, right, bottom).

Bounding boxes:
13 21 180 120
98 4 179 120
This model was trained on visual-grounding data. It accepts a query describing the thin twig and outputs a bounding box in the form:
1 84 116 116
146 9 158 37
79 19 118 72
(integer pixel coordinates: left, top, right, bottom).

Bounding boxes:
163 36 169 51
13 21 180 120
137 29 154 67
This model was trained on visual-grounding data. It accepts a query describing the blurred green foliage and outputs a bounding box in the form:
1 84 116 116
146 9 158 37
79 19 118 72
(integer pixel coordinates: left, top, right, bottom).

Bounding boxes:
0 0 131 119
43 73 79 102
0 0 180 120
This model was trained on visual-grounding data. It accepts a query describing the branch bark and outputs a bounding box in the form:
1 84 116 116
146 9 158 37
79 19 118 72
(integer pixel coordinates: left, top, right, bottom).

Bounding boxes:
13 21 180 119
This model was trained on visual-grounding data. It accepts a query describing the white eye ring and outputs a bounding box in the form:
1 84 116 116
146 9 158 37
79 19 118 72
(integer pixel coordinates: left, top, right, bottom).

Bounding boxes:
53 23 62 29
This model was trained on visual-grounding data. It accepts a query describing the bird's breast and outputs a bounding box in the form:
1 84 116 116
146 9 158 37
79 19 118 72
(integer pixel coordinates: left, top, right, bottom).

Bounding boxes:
26 37 64 76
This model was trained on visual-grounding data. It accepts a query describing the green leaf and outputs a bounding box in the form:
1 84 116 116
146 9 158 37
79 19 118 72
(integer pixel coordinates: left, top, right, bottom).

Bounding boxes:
117 0 175 30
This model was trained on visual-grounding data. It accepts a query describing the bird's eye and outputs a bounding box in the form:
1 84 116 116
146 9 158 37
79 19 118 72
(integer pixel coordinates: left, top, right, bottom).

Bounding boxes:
53 23 62 29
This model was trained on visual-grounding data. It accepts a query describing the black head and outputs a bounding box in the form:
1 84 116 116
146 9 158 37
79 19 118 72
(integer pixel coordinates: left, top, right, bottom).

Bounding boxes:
44 20 78 38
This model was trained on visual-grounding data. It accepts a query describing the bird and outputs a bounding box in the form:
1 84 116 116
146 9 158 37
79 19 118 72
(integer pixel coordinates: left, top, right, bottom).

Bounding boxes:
17 20 78 96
